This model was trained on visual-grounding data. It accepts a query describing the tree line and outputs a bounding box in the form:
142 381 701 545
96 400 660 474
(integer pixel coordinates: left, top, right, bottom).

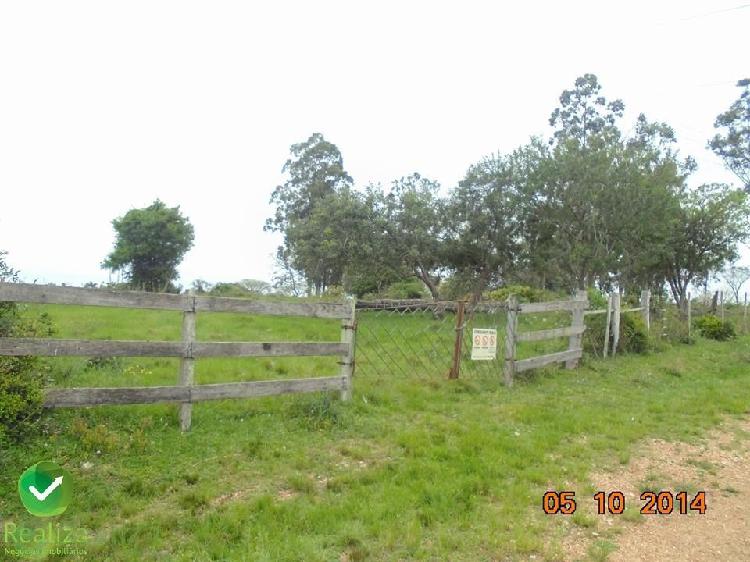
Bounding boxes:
265 75 750 307
7 74 745 303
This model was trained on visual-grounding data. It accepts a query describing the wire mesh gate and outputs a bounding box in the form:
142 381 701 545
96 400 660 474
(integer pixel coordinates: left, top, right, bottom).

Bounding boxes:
354 300 506 380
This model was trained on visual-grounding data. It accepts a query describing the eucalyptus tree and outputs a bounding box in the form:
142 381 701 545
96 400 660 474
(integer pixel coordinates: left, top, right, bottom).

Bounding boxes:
265 133 354 294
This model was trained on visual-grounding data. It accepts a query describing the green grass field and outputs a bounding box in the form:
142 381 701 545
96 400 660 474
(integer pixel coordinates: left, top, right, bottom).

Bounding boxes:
1 303 749 561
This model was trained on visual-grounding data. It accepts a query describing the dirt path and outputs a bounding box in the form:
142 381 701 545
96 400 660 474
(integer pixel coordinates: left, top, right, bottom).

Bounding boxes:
561 417 750 561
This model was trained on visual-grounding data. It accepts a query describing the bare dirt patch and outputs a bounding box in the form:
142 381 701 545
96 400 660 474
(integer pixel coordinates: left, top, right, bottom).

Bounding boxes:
561 417 750 561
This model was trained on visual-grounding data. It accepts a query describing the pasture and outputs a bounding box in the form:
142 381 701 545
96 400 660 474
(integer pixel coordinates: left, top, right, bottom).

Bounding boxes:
1 303 749 561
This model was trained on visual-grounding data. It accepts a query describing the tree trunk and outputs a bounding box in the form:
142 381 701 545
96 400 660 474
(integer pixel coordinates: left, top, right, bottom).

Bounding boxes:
470 268 492 304
415 265 440 301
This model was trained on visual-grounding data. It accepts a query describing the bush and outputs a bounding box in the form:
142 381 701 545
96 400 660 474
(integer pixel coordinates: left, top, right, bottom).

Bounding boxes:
694 315 735 341
209 282 252 298
384 280 429 300
587 288 608 310
488 285 546 303
584 312 649 357
0 306 54 446
0 253 54 446
322 285 346 300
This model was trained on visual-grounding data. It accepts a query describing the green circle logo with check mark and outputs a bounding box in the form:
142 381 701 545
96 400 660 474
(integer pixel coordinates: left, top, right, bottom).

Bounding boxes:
18 461 73 517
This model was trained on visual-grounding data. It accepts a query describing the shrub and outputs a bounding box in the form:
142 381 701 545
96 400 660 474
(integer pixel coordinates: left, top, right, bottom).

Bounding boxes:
488 285 546 303
584 312 649 357
0 307 54 446
322 285 345 299
587 288 608 310
0 253 54 446
0 355 47 446
694 315 735 341
209 282 252 298
384 280 429 300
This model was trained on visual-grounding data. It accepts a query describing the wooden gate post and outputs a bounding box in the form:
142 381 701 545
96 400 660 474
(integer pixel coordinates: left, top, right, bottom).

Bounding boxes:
640 289 650 332
340 299 356 401
565 290 587 369
449 300 466 379
611 293 621 357
503 295 518 387
603 293 613 358
179 290 196 432
687 292 692 339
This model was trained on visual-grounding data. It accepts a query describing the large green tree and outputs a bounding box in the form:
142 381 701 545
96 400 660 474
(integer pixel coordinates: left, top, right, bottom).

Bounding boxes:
378 173 445 299
709 79 750 191
662 183 749 309
265 133 354 294
288 187 375 294
443 152 525 300
103 200 195 292
537 74 631 289
528 75 692 293
615 114 693 292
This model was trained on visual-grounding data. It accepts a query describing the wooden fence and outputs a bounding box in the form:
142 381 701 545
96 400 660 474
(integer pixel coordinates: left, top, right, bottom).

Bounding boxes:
503 290 588 387
0 283 356 431
583 290 651 357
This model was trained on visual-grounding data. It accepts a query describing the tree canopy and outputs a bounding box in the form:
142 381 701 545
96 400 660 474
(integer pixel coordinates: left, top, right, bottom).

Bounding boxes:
265 133 355 295
103 200 195 292
709 78 750 191
267 75 749 302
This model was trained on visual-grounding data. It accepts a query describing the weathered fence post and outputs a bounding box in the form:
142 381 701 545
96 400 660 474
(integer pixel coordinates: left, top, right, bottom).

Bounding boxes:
640 289 650 332
603 293 613 358
179 290 196 432
744 292 748 334
565 290 587 369
720 290 725 320
503 295 517 387
340 299 356 401
687 292 692 339
449 300 466 379
611 293 621 357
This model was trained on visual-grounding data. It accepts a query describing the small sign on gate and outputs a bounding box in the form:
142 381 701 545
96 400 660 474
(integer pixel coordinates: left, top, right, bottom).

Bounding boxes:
471 328 497 360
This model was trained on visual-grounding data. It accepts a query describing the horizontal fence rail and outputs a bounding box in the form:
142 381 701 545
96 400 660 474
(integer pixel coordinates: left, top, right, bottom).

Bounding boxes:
515 349 583 373
516 325 585 342
0 282 351 319
518 299 587 314
0 282 356 431
0 338 348 358
44 376 348 407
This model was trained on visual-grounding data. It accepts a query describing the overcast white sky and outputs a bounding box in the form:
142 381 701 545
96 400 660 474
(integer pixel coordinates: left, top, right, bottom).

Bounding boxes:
1 1 748 288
